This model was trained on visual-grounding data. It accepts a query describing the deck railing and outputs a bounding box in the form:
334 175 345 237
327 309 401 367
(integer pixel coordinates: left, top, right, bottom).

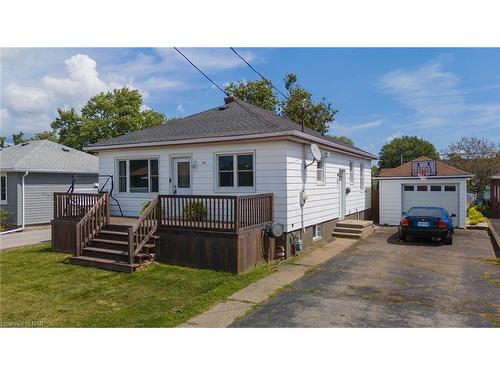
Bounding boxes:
128 196 160 264
53 192 103 220
75 193 110 257
158 193 273 233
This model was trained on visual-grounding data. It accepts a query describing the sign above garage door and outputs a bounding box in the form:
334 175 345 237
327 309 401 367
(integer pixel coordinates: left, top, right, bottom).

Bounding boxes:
411 160 437 177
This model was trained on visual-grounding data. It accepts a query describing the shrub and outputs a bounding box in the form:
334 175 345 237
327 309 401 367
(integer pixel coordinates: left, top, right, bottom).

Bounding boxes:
0 208 8 231
183 202 207 221
476 203 494 218
140 201 151 215
467 206 486 225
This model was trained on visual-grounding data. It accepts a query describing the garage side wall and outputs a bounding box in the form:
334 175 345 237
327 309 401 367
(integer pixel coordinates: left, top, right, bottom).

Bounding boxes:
379 178 468 228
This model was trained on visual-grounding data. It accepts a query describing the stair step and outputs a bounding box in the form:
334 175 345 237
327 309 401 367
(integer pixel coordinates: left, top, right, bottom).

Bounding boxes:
100 230 128 236
91 238 128 246
333 227 363 234
335 220 373 229
69 256 140 273
332 232 362 239
83 246 127 256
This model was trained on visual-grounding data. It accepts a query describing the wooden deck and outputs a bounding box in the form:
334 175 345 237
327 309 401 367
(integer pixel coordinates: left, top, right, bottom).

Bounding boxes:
52 192 275 273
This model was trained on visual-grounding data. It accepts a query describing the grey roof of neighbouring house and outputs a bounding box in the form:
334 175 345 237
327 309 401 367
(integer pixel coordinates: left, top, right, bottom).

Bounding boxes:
0 140 98 174
88 99 377 159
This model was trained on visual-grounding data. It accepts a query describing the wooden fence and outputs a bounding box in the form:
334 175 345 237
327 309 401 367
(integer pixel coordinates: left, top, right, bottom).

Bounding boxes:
158 193 273 233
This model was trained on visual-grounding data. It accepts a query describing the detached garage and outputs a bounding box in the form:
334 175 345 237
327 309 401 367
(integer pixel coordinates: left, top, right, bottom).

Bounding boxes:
374 157 472 228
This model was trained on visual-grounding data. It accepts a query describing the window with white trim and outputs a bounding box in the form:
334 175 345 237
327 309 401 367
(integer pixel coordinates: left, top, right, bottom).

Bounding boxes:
349 161 354 185
313 224 323 240
316 158 325 184
0 173 7 204
116 158 159 194
360 163 365 191
216 153 254 189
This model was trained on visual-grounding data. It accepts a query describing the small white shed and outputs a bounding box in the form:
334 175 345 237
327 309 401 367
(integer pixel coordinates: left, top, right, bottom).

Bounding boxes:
374 157 472 228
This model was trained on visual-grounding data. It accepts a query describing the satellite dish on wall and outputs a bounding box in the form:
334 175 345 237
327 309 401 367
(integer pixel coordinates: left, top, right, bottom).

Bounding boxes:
310 143 322 161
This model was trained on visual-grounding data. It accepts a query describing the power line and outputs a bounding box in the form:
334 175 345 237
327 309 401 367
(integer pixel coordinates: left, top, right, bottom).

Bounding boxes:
230 47 289 100
173 47 288 136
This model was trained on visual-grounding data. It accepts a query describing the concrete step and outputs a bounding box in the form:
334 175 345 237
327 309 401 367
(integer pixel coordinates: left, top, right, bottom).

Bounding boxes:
335 220 373 229
333 227 363 234
331 232 362 239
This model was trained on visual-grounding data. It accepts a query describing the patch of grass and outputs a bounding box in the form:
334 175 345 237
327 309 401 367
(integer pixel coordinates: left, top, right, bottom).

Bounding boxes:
478 313 500 327
481 258 500 267
0 243 273 327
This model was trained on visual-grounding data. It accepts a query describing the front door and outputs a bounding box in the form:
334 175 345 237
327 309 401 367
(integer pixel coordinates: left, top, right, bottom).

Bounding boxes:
339 169 346 220
173 158 192 195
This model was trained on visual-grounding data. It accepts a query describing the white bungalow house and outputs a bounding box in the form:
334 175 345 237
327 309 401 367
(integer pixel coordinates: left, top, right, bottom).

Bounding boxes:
86 97 376 254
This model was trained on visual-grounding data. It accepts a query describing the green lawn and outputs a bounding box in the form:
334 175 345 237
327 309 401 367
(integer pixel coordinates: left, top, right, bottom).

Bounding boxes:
0 243 274 327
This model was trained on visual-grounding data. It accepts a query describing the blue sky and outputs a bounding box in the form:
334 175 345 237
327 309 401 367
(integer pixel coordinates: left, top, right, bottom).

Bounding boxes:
1 48 499 155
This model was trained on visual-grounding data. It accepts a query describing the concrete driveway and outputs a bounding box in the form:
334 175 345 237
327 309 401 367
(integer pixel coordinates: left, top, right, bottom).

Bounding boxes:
0 227 51 251
232 227 500 327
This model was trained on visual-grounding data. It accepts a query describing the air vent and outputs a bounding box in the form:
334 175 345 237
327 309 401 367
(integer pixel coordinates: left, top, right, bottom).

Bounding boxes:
62 147 70 152
21 142 30 146
218 105 228 111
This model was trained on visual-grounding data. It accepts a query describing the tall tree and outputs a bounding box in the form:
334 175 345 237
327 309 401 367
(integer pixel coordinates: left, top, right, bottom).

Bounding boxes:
378 136 439 168
51 87 165 150
34 130 58 142
225 73 338 135
225 79 278 112
327 135 354 146
12 131 27 145
442 136 500 197
0 137 5 148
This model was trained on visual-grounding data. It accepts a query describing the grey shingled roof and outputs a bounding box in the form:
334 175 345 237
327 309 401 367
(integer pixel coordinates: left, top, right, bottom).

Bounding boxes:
0 140 98 174
89 100 376 158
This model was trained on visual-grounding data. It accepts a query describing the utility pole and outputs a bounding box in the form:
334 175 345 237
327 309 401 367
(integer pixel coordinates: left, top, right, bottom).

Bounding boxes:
400 154 403 166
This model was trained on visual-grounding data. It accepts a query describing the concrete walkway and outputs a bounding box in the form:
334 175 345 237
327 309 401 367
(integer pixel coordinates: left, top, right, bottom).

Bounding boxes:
179 237 357 327
0 227 51 251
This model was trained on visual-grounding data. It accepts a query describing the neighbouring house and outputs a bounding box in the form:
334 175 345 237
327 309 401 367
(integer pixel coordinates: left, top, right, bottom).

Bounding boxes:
0 140 98 229
491 172 500 216
82 97 376 264
373 156 472 228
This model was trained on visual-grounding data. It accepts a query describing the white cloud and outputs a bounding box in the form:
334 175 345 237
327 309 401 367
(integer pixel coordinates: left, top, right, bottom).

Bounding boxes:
377 59 500 131
386 132 404 142
176 104 184 113
330 119 383 135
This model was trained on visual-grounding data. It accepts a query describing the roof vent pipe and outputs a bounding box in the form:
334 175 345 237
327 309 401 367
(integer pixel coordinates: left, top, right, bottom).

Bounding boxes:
224 96 235 104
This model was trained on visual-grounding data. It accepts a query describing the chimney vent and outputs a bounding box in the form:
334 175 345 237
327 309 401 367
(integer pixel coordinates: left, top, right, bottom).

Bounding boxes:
224 96 235 104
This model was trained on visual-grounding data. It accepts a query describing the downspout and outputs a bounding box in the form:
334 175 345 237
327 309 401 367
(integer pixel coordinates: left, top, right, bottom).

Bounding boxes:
0 171 29 235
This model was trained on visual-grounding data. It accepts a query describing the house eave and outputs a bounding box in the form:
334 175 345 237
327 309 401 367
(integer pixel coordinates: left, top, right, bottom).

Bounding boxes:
373 175 473 180
84 130 377 160
0 168 98 174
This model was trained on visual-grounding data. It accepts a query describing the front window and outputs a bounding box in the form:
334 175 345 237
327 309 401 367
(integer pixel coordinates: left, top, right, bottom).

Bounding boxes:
217 153 254 189
0 173 6 204
316 158 325 184
117 159 159 194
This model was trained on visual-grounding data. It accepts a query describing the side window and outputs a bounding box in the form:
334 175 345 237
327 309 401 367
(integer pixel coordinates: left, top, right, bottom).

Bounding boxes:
0 174 7 204
444 186 456 192
349 161 354 185
430 186 442 192
360 163 365 190
404 185 414 191
118 161 127 193
417 186 427 191
316 159 325 184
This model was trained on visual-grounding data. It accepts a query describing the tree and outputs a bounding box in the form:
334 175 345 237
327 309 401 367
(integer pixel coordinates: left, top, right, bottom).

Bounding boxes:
51 87 165 150
12 131 28 145
225 73 338 135
0 137 5 148
34 130 58 142
378 136 439 168
442 136 500 197
225 79 278 112
327 135 354 146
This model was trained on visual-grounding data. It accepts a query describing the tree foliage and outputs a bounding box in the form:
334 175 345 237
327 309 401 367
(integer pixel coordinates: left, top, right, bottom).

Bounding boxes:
225 73 338 135
34 130 58 142
50 87 165 150
12 131 28 145
327 135 354 146
442 136 500 196
378 136 439 168
0 137 5 148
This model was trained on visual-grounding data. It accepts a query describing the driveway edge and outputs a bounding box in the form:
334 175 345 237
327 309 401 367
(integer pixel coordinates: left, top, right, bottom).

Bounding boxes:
178 237 357 328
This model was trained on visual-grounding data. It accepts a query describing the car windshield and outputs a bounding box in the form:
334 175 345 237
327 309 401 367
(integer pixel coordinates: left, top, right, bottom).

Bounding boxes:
406 207 445 218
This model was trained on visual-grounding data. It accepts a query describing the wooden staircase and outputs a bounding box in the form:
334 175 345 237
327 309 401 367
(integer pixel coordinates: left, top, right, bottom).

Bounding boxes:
69 223 158 272
332 220 374 239
68 195 160 273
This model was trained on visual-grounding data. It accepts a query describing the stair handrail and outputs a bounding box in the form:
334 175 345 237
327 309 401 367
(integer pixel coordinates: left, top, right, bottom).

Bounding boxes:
128 196 159 264
75 193 110 257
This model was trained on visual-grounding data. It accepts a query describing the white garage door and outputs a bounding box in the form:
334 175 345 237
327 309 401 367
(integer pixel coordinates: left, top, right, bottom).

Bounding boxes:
402 184 459 227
